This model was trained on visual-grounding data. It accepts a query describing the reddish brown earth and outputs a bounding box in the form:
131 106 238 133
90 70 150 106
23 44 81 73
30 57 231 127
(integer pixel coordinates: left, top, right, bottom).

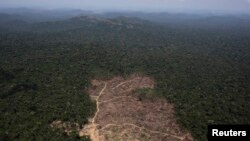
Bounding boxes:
51 74 193 141
78 74 193 141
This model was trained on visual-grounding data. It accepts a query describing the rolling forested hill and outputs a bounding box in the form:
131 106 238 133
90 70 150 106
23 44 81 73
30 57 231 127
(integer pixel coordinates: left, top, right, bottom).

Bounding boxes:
0 12 250 141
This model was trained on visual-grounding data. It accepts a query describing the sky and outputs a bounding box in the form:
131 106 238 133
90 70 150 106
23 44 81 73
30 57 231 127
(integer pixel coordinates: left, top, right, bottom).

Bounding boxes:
1 0 250 14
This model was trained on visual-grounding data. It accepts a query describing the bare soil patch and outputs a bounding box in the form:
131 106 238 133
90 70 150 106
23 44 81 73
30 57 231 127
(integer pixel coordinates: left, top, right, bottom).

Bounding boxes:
79 74 193 141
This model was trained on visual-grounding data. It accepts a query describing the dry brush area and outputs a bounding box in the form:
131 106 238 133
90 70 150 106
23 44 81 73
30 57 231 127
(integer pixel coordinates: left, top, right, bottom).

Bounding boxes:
52 74 193 141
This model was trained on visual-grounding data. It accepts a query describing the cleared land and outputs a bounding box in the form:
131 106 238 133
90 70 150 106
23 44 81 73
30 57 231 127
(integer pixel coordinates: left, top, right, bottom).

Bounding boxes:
77 74 193 141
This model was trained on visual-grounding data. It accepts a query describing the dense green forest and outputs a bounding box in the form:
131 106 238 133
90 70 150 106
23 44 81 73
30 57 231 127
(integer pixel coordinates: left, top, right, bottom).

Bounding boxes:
0 13 250 141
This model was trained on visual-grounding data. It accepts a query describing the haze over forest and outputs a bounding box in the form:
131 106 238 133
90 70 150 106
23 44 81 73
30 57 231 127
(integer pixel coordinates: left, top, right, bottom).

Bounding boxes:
1 0 250 14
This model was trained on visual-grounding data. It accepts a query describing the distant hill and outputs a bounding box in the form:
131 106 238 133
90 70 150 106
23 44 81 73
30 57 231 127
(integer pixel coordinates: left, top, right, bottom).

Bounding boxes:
103 12 250 28
0 8 95 23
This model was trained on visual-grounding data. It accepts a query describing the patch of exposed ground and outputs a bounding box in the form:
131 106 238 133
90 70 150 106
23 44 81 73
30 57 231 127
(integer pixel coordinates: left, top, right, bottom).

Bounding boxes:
51 74 193 140
51 120 80 135
78 74 193 141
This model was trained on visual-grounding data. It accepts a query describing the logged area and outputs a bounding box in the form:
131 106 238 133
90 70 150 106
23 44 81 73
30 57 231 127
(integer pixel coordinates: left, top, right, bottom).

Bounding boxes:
80 75 193 141
51 75 193 141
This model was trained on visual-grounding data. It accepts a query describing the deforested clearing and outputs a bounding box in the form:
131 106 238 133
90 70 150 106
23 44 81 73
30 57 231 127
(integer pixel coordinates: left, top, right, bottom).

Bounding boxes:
79 74 193 141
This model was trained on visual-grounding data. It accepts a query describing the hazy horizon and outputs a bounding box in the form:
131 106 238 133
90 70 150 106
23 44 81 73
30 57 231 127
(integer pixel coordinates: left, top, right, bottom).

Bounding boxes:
1 0 250 14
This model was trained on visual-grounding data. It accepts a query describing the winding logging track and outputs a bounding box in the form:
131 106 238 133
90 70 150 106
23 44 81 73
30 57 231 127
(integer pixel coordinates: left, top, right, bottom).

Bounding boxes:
92 83 107 124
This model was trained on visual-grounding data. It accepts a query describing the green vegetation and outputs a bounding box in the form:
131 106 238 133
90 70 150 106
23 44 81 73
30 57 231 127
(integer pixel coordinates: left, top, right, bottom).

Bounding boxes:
0 15 250 141
134 88 163 101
